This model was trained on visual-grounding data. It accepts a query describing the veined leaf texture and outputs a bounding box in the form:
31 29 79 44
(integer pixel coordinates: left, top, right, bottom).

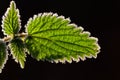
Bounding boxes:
0 1 100 73
25 13 100 63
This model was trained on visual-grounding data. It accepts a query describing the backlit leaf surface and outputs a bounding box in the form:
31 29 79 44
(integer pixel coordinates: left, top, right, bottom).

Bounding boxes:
0 40 8 73
9 38 26 68
25 13 100 63
2 1 21 36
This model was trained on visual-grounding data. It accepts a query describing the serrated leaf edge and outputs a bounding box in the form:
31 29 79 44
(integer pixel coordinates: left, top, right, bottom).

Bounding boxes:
25 12 101 63
25 12 100 63
0 40 8 73
25 12 73 33
8 38 26 68
1 1 21 36
49 31 100 63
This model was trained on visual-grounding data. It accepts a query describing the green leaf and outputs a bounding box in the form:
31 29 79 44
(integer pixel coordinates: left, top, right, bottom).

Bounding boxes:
2 1 21 36
9 38 26 68
0 40 8 73
25 13 100 63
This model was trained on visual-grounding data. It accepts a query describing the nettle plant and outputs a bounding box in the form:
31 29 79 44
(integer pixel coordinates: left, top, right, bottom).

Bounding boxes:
0 1 100 73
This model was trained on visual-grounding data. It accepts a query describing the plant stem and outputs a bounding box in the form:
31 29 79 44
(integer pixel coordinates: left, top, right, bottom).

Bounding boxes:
3 33 28 42
15 33 28 37
3 36 12 42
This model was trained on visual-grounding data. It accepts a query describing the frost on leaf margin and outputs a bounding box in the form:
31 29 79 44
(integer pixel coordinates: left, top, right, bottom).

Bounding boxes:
25 13 100 63
2 1 21 36
9 38 26 68
0 40 8 73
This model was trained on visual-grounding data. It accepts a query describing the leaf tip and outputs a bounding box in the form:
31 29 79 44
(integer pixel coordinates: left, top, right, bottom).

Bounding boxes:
10 1 16 8
20 60 25 69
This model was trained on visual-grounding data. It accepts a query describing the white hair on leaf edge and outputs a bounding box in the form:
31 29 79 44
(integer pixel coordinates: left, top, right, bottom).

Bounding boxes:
0 40 8 73
24 12 100 63
1 1 21 36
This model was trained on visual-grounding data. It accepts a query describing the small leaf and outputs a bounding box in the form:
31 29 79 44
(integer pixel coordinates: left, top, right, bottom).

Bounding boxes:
2 1 21 36
25 13 100 63
9 38 26 68
0 40 8 73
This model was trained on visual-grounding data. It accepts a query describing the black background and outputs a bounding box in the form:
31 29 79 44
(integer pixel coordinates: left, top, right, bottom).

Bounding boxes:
0 0 119 80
